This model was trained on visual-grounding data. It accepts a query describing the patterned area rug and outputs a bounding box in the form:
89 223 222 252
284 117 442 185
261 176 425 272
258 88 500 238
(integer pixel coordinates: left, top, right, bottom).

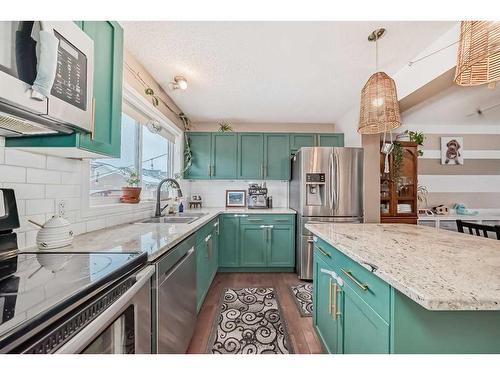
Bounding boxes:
289 283 313 317
207 287 293 354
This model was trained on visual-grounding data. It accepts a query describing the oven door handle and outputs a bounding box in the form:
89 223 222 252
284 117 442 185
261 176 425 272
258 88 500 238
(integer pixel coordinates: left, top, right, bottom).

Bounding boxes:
55 265 155 354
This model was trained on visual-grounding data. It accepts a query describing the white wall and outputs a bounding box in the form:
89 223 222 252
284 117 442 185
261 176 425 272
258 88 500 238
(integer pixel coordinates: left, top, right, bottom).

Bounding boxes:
0 137 155 250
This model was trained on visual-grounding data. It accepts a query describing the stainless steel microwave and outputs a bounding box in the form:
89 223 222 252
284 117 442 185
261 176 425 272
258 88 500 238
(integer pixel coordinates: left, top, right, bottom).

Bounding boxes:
0 21 94 137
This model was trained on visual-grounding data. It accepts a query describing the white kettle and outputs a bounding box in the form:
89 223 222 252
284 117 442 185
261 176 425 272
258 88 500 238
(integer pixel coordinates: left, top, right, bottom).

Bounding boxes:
29 215 74 250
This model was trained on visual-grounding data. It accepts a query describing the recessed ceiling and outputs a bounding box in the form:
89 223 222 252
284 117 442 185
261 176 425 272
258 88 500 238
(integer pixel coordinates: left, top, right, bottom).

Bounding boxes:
122 21 455 123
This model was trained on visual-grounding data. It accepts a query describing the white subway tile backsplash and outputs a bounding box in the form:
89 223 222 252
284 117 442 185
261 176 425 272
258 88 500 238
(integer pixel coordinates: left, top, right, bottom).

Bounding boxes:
46 184 80 198
27 168 61 184
5 149 46 168
46 155 78 172
0 165 26 182
3 183 45 199
26 199 56 215
60 171 81 185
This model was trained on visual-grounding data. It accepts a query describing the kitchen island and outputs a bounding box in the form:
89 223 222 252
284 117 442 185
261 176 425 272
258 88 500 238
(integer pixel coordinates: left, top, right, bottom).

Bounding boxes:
305 223 500 354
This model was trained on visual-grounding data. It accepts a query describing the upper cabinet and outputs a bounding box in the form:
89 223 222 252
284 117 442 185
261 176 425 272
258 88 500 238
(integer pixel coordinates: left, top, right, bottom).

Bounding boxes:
238 133 264 179
6 21 124 158
290 133 316 154
184 132 344 180
264 133 290 180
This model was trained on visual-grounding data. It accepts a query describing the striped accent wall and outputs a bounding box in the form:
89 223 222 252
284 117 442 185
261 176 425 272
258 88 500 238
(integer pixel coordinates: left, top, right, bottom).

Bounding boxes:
399 128 500 209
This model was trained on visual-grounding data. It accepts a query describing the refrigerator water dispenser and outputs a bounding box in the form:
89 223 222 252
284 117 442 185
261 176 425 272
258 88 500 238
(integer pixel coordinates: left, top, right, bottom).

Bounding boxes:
305 173 326 206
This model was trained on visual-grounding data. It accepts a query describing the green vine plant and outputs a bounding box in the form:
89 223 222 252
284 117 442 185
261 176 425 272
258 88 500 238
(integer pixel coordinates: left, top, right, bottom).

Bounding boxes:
392 141 404 184
144 88 160 107
404 130 425 157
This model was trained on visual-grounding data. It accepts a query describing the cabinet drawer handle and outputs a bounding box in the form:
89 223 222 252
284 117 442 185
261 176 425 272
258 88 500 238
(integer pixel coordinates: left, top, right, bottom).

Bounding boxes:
233 214 248 217
273 219 289 222
208 164 211 176
332 281 338 320
316 246 331 258
341 268 369 291
329 280 333 315
248 218 262 222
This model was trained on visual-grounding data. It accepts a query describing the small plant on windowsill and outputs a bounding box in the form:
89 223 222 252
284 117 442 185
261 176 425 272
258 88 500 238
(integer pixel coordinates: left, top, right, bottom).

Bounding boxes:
121 171 142 204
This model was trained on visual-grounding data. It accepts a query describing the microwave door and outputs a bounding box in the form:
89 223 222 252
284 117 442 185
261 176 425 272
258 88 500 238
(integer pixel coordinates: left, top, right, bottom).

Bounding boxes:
0 22 47 115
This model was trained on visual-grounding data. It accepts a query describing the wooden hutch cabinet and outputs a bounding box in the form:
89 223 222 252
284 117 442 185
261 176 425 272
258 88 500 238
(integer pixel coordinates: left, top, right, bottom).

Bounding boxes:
380 141 418 224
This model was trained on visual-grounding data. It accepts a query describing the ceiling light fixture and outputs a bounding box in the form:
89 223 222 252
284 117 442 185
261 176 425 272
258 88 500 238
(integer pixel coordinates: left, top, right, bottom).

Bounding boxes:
455 21 500 87
358 28 401 135
169 75 188 90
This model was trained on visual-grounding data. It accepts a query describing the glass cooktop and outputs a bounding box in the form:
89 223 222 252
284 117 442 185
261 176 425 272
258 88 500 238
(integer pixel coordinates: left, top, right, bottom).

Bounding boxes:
0 251 146 349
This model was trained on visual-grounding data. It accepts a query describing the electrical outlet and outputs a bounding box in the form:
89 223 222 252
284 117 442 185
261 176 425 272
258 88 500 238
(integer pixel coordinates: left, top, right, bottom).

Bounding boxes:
57 200 66 217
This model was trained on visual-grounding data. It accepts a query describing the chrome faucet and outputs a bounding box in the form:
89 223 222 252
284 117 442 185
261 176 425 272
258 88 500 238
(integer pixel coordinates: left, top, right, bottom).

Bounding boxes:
155 178 183 217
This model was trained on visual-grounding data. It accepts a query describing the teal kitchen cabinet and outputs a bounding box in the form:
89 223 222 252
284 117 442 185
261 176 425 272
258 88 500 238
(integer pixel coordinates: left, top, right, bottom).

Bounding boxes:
290 133 316 154
196 220 219 312
312 235 500 354
317 134 344 147
239 224 267 267
211 133 237 179
219 214 295 271
185 133 212 179
238 133 264 179
341 281 390 354
264 133 290 180
267 225 295 267
218 215 240 267
313 255 342 354
6 21 124 158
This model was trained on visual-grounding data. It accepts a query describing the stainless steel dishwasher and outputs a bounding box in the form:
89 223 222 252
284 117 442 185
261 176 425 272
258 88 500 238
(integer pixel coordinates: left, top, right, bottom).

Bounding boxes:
156 238 197 353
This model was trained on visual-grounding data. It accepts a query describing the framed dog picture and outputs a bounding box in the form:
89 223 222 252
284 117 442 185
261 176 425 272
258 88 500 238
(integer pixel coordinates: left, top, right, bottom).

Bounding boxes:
225 190 246 207
441 137 464 165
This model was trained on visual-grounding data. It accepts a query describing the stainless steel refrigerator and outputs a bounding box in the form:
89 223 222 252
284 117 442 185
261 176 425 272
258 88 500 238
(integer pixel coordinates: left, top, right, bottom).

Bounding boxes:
289 147 364 280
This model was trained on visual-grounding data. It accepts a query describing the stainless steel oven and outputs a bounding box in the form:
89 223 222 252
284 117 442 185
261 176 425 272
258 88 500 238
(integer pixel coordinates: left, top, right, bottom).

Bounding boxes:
18 265 154 354
0 21 94 136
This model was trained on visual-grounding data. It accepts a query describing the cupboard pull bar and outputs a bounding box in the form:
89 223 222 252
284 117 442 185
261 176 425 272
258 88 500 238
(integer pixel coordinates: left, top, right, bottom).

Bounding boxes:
329 280 333 315
261 163 264 178
317 246 331 258
332 282 337 321
341 268 369 291
248 219 262 222
335 286 342 319
208 164 211 177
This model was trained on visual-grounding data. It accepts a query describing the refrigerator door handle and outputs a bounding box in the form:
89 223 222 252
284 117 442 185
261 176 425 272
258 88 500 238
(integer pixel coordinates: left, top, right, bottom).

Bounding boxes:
334 154 340 209
329 152 335 212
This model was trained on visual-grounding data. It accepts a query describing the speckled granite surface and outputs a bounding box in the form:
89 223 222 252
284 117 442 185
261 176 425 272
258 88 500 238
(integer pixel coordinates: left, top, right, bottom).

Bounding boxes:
22 208 295 262
305 223 500 311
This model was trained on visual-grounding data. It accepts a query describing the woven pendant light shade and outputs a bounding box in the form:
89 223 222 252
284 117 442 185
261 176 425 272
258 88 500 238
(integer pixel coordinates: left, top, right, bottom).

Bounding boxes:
358 71 401 134
455 21 500 86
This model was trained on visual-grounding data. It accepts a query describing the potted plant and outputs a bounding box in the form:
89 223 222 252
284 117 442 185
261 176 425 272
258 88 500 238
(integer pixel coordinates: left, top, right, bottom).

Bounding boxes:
120 171 142 204
404 130 425 157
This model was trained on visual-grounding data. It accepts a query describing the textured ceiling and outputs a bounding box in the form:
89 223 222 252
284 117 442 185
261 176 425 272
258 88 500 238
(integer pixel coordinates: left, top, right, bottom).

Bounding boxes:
122 21 455 123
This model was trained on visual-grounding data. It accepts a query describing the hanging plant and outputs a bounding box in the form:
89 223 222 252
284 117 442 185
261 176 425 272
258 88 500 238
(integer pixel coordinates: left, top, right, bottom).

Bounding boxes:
179 136 193 174
392 141 404 184
218 121 234 132
144 87 159 107
404 130 425 157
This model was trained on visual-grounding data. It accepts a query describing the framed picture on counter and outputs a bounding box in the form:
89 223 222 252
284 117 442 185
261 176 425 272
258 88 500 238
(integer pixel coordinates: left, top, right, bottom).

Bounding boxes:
225 190 246 207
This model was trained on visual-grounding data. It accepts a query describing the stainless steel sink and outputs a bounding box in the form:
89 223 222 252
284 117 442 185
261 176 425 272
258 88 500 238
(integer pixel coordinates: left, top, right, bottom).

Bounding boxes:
137 213 207 224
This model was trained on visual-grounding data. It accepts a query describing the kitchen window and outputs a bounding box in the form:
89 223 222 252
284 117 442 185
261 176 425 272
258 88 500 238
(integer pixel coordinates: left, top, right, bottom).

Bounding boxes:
89 112 175 206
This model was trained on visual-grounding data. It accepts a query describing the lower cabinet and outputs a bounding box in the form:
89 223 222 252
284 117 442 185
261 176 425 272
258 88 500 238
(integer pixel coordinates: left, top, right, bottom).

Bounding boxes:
341 282 390 354
196 220 219 312
313 239 389 354
240 224 267 267
313 255 342 354
219 214 295 270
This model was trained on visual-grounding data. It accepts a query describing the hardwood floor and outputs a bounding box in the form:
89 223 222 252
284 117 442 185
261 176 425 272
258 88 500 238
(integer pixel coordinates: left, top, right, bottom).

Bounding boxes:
187 272 323 354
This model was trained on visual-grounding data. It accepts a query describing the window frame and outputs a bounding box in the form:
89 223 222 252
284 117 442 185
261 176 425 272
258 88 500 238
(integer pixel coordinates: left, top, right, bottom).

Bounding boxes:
81 82 183 218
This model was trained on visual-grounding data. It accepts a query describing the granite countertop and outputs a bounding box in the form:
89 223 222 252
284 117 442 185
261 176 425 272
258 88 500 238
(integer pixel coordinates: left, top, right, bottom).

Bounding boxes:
23 207 295 262
305 223 500 311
